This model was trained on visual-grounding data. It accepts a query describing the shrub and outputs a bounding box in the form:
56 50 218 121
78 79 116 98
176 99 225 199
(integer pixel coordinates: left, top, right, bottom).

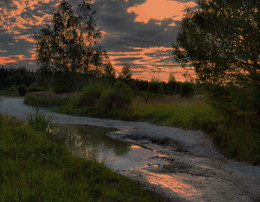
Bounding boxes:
97 89 131 114
53 72 75 93
180 82 195 98
4 85 18 95
167 80 177 95
18 84 27 96
148 79 164 94
113 81 133 96
28 83 46 92
77 84 104 107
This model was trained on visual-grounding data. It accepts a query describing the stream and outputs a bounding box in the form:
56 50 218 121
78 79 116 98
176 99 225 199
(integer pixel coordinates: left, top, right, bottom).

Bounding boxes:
53 124 167 170
1 96 260 202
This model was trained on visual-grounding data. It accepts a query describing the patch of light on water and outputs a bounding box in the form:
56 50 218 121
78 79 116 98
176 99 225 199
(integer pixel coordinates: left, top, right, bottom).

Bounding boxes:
140 170 203 201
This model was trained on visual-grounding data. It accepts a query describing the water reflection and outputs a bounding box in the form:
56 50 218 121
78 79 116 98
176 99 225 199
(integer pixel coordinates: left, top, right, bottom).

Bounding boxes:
141 170 203 201
52 124 163 170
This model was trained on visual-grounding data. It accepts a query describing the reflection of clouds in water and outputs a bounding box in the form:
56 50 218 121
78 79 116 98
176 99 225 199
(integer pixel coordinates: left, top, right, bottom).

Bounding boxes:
55 124 131 160
53 124 166 170
141 169 203 201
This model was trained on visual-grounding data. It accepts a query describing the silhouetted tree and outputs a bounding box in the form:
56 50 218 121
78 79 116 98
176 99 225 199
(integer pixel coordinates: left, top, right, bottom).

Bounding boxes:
104 61 116 78
173 0 259 122
34 0 106 92
167 73 177 94
173 0 259 160
118 63 132 82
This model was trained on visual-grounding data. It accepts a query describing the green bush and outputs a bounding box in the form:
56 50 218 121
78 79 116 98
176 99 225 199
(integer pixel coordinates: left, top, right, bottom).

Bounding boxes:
113 81 133 96
148 80 164 94
2 85 18 96
97 89 131 114
180 82 195 98
28 83 46 92
53 72 75 93
167 81 177 95
18 84 27 96
77 84 104 107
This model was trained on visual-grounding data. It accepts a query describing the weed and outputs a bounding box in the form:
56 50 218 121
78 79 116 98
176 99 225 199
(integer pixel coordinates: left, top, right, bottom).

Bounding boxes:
27 109 53 132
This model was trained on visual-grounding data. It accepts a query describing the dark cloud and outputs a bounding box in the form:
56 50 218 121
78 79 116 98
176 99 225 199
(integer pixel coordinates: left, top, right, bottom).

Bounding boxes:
93 0 179 51
0 0 196 81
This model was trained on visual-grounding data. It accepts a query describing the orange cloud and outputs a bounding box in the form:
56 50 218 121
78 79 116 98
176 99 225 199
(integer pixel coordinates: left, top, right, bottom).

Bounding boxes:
108 46 195 82
0 0 54 34
0 55 25 65
127 0 196 25
27 48 37 60
14 34 34 43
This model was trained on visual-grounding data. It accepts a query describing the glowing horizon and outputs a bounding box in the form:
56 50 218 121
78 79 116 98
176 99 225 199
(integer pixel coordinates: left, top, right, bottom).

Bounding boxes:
0 0 197 82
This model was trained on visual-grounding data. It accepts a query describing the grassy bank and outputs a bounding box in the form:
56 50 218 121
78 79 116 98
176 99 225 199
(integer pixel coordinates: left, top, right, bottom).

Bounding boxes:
24 92 73 107
0 116 162 201
58 95 218 132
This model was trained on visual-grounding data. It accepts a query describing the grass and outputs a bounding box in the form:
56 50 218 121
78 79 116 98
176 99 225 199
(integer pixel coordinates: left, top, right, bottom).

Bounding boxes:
0 116 162 201
124 96 218 132
0 85 19 96
27 109 54 132
24 92 73 107
59 95 218 132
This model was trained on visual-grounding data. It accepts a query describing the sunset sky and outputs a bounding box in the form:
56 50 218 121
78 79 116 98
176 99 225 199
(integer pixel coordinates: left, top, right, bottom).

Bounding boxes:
0 0 197 81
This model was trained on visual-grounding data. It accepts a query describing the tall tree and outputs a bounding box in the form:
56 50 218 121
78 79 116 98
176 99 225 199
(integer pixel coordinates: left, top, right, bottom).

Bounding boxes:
118 63 132 82
104 61 116 78
173 0 259 122
167 73 177 95
173 0 260 161
34 0 106 91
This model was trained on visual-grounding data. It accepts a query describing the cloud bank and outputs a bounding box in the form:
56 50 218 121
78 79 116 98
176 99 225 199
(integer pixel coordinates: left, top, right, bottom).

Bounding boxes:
0 0 196 81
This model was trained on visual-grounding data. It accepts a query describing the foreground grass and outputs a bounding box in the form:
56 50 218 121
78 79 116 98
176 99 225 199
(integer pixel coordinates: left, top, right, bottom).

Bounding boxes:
0 116 162 201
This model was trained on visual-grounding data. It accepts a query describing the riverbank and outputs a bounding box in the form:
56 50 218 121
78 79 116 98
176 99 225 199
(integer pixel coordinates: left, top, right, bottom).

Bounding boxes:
0 116 163 201
1 96 260 201
25 92 260 164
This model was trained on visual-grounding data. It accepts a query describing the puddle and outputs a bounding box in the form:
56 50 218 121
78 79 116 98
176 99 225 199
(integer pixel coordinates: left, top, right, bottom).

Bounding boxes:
51 124 166 170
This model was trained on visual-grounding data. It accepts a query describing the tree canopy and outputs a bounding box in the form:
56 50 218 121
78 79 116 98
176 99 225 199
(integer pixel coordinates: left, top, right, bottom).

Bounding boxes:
173 0 260 161
173 0 259 120
34 0 106 75
118 63 132 82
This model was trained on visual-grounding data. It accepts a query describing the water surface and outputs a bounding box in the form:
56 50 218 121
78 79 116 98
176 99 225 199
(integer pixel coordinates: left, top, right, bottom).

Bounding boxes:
52 124 165 170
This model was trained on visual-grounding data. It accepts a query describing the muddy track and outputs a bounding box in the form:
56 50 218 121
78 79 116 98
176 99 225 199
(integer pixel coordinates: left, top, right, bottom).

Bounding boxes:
1 97 260 201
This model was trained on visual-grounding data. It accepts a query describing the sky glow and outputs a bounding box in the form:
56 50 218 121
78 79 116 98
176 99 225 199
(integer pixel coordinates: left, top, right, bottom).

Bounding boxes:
0 0 197 81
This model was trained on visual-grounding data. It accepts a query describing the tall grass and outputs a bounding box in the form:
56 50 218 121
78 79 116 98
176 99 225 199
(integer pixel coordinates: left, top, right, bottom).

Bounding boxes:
125 97 218 132
0 116 162 201
27 109 53 132
24 92 72 107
